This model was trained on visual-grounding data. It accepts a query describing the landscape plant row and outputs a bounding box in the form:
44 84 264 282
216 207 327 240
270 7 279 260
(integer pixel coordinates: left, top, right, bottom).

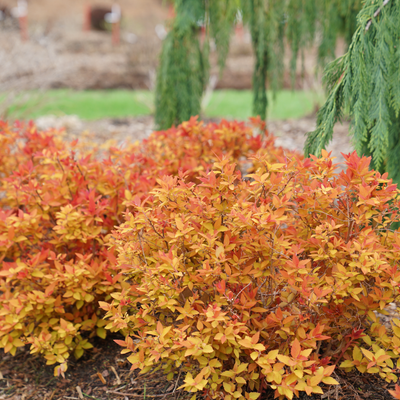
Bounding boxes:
2 119 400 399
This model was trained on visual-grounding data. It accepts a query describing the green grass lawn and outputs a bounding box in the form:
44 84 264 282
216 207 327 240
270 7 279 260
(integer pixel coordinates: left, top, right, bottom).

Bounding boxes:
3 89 322 121
205 90 319 120
4 90 153 121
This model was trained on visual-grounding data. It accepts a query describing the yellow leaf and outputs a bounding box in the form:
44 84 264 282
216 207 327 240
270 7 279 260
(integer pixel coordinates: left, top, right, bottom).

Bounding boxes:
312 386 324 395
96 327 106 339
340 360 354 368
84 293 95 302
175 217 184 231
221 370 235 378
272 371 282 384
223 382 234 394
76 300 84 310
216 246 224 259
125 190 132 200
362 335 372 346
353 346 362 362
81 341 93 350
250 352 258 360
73 292 81 301
393 326 400 338
322 377 339 385
12 338 25 348
361 348 374 361
238 338 253 348
251 307 268 313
202 345 214 353
294 370 303 379
309 374 323 387
203 222 214 232
235 377 246 384
74 348 84 360
282 387 294 400
266 350 279 360
277 355 291 365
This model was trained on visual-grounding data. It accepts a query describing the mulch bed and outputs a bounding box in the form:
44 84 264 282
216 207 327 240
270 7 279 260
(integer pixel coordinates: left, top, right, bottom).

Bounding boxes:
0 334 191 400
1 334 398 400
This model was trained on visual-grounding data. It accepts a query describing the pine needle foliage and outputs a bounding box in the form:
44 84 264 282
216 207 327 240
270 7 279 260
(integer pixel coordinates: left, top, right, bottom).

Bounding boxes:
305 0 400 183
155 0 362 130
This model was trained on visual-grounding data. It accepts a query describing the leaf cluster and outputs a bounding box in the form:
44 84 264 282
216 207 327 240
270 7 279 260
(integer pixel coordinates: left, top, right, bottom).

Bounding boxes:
0 117 289 376
104 150 400 399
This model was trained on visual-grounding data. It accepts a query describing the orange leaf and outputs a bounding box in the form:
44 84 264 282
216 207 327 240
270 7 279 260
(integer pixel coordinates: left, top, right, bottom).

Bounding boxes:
291 338 301 359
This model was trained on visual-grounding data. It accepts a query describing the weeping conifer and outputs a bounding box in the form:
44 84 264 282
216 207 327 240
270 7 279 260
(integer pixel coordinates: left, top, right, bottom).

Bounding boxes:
155 0 362 130
155 0 236 129
305 0 400 183
154 1 208 130
240 0 285 121
241 0 362 122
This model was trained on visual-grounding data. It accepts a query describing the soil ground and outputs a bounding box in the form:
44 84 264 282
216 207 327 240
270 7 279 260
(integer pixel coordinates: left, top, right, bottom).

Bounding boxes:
1 337 398 400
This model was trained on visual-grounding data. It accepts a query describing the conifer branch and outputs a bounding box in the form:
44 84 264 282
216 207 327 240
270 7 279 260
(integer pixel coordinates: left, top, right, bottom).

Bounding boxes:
307 0 400 184
365 0 390 31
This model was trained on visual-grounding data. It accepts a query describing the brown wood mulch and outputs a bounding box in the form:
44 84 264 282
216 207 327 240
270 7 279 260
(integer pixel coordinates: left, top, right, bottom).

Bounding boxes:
0 335 398 400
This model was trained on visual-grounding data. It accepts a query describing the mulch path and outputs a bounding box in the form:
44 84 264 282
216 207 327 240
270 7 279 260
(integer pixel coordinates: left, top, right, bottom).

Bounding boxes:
1 335 398 400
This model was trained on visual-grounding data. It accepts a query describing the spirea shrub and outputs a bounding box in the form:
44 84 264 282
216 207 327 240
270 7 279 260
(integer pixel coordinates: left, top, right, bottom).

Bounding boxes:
103 151 400 400
0 117 292 376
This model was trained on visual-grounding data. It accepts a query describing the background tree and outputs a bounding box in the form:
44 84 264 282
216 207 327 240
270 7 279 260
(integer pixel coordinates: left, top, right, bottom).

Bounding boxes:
155 0 237 129
155 0 362 129
305 0 400 183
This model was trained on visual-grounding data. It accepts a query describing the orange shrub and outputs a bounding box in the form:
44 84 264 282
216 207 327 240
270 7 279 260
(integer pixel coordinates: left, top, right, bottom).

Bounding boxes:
0 117 292 375
103 151 400 400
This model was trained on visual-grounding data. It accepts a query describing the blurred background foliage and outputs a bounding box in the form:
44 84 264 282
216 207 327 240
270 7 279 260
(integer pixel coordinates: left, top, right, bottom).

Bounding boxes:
154 0 362 128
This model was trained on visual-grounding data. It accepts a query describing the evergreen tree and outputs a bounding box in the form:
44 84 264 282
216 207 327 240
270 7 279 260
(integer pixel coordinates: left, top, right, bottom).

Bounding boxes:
305 0 400 183
155 0 237 129
155 0 362 130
